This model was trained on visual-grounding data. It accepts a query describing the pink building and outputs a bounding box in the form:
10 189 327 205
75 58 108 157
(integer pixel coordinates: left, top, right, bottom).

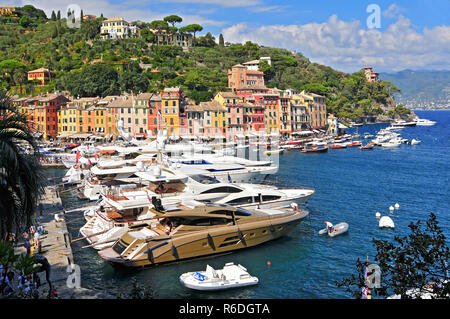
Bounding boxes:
228 64 268 97
363 66 379 82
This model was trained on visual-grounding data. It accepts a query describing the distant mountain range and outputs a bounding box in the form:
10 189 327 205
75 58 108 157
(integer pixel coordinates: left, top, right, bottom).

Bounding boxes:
379 70 450 109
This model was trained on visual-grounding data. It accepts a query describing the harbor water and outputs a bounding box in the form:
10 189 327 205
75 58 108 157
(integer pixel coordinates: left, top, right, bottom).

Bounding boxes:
47 110 450 298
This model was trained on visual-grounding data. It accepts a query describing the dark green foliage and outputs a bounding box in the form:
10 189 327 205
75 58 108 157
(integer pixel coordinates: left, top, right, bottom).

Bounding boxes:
338 213 449 299
163 15 182 27
0 93 45 240
57 63 120 97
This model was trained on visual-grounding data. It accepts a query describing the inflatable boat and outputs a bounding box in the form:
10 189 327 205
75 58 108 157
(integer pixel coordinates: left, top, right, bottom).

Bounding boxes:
179 263 259 291
318 222 349 237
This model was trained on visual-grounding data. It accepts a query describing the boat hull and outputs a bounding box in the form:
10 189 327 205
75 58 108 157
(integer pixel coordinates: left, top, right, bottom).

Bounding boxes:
99 210 308 268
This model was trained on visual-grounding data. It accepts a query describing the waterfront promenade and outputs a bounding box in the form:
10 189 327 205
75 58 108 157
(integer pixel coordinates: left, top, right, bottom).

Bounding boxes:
15 185 113 299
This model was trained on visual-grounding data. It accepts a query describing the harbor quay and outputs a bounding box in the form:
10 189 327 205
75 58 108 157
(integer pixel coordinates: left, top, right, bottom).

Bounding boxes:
14 185 113 299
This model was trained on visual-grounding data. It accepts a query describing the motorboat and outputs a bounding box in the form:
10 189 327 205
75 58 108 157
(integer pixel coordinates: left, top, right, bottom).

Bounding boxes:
179 263 258 291
330 143 347 149
409 139 421 145
264 149 284 155
168 159 278 184
98 204 309 267
214 185 314 209
392 120 417 127
380 140 401 148
302 142 328 153
363 133 373 139
359 143 375 150
414 118 436 126
347 141 362 147
318 222 349 237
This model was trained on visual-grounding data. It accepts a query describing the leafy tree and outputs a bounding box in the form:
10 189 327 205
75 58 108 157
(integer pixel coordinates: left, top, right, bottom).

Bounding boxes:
338 213 449 299
19 15 32 28
149 20 169 31
180 24 203 38
59 63 120 97
163 15 182 28
0 59 27 87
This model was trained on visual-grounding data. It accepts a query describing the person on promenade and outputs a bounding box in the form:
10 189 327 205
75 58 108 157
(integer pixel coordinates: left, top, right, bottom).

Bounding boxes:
32 254 53 294
34 230 41 254
24 235 32 256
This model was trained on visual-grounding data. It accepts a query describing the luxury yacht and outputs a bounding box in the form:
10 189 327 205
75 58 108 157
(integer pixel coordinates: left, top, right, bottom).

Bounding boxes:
214 184 314 209
414 117 436 126
167 158 278 183
98 203 309 267
80 172 313 249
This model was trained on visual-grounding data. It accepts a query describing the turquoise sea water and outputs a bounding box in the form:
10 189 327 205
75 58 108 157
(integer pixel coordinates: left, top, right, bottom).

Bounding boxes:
49 110 449 299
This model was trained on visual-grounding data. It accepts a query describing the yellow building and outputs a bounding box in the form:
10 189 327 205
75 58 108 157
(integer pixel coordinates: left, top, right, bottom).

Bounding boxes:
58 103 81 138
161 88 182 136
94 106 107 136
100 17 138 40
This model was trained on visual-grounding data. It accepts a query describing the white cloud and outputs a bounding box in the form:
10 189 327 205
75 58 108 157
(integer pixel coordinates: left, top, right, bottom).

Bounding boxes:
383 3 404 18
252 5 287 13
221 14 450 72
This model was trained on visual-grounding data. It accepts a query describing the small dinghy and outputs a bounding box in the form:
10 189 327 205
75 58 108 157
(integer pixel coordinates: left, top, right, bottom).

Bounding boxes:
179 263 259 291
379 216 395 228
264 149 284 155
410 139 421 145
318 222 349 237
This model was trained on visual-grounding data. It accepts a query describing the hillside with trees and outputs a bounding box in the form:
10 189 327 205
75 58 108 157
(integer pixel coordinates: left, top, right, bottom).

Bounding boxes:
0 5 408 121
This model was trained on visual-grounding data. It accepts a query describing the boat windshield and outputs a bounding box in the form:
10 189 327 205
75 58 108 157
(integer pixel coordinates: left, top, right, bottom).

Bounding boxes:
190 174 221 184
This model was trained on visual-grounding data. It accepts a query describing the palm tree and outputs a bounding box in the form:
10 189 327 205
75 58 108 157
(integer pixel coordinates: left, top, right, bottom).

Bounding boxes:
0 93 45 241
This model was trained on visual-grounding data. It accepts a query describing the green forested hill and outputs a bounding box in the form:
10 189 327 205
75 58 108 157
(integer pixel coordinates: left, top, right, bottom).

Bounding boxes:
0 5 406 119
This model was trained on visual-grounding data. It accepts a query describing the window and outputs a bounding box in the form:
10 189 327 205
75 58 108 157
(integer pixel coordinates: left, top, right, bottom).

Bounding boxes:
225 196 254 205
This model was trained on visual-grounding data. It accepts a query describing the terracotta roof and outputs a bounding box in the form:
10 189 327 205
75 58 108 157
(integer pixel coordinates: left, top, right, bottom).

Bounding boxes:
107 96 132 108
135 92 153 100
28 68 50 73
217 92 240 99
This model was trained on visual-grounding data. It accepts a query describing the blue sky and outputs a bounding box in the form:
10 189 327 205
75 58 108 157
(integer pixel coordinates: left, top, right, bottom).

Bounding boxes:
7 0 450 73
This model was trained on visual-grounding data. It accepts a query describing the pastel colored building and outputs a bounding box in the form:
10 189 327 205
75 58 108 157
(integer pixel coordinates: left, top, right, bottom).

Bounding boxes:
107 95 134 135
148 94 162 137
151 29 193 47
228 64 267 96
133 93 152 139
290 94 309 132
27 68 52 85
28 93 69 139
306 92 327 129
242 103 265 134
253 93 280 135
214 92 244 140
161 87 182 136
363 66 379 83
100 17 138 40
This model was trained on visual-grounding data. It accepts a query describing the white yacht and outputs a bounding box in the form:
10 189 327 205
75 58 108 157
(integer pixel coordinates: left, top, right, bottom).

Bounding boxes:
414 117 436 126
215 184 314 209
80 174 312 249
168 158 277 184
392 120 417 127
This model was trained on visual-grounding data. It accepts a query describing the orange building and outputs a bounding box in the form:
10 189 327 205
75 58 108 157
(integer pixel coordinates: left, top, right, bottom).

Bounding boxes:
27 68 52 85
